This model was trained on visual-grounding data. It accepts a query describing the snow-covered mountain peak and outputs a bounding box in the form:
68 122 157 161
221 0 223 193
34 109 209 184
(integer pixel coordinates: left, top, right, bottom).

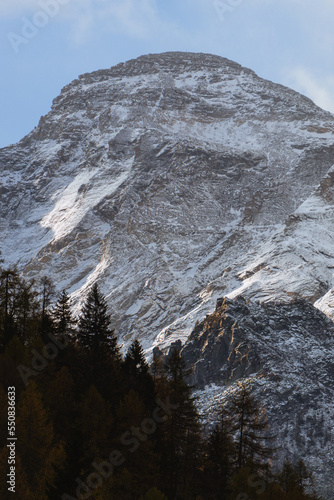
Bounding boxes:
2 52 334 496
1 52 334 345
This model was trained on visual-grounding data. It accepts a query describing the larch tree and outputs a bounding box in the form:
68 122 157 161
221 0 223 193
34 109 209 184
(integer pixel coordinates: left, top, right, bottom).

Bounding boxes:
17 382 66 498
0 269 22 349
38 276 55 343
229 383 273 473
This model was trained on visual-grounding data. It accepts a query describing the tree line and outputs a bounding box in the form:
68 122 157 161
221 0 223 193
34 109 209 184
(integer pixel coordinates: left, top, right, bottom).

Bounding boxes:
0 268 325 499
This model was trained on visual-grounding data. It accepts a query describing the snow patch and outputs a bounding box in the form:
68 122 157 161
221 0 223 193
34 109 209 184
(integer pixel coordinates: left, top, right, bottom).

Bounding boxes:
41 159 133 240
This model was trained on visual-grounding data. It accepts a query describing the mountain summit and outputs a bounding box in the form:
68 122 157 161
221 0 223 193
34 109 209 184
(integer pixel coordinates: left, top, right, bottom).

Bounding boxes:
1 52 334 348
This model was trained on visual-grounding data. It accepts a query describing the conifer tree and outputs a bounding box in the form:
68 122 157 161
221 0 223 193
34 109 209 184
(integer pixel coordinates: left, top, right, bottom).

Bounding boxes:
39 276 55 319
125 339 149 376
278 458 313 498
52 289 76 339
38 276 55 343
229 383 273 473
0 269 21 349
162 349 202 499
0 270 38 346
16 279 39 341
112 389 159 498
150 350 170 405
279 459 298 495
295 458 313 494
204 407 235 499
150 349 165 380
124 339 155 407
77 284 118 356
0 269 20 317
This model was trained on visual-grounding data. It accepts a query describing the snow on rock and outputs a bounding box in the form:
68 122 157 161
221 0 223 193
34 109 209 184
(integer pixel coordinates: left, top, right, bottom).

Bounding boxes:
1 52 334 345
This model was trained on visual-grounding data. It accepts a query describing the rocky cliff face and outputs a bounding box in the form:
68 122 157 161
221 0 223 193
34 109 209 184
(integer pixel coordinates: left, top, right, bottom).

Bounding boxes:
1 52 334 495
175 296 334 498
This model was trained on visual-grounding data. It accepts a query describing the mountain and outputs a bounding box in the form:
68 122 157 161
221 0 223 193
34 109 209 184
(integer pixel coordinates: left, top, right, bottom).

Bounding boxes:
1 52 334 348
1 52 334 495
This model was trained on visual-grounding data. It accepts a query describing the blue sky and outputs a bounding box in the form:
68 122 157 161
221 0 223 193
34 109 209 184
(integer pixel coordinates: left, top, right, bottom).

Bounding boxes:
1 0 333 149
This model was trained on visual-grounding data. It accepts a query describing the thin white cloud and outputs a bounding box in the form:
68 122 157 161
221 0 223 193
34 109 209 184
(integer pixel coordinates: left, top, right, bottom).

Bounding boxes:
7 0 179 45
285 67 334 114
99 0 159 38
1 0 179 45
63 0 186 47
